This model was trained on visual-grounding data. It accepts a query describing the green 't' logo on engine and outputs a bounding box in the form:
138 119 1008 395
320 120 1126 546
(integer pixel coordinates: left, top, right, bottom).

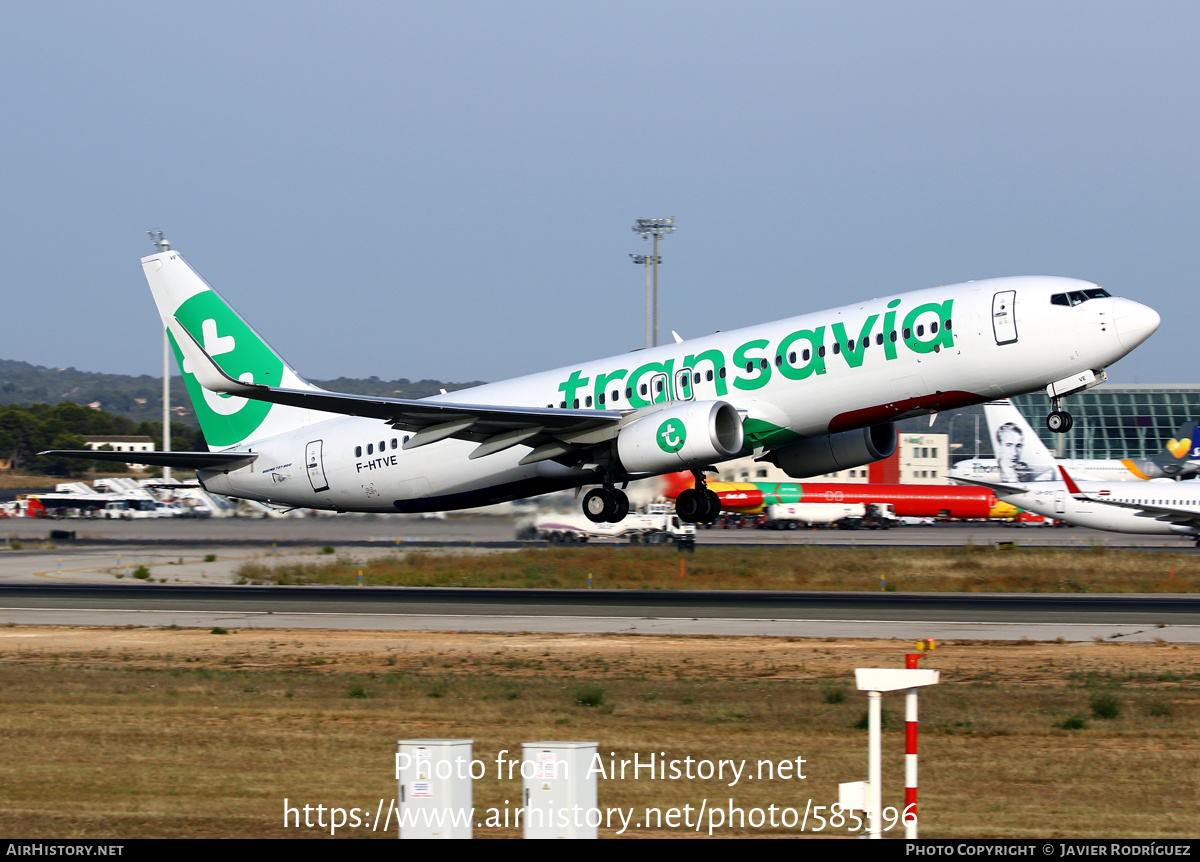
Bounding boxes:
657 418 687 453
169 291 284 448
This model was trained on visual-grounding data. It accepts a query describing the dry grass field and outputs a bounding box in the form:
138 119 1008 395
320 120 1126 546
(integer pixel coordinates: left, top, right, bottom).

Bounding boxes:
0 625 1197 838
237 544 1200 593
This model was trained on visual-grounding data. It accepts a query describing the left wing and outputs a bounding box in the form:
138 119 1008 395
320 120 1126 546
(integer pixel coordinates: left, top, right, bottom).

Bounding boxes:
169 317 631 465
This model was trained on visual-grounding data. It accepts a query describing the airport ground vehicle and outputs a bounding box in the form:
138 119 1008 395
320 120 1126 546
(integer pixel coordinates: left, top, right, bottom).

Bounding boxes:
762 501 896 530
522 503 696 546
101 499 164 519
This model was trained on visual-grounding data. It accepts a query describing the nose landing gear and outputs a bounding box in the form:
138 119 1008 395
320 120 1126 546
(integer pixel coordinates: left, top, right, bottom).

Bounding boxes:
675 468 722 524
1046 396 1074 433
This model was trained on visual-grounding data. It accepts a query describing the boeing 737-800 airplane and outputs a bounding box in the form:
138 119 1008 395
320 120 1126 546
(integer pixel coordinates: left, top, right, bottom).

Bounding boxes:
45 241 1161 523
961 466 1200 545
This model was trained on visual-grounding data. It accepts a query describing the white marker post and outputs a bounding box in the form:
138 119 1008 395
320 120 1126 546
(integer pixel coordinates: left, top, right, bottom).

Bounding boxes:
853 668 939 839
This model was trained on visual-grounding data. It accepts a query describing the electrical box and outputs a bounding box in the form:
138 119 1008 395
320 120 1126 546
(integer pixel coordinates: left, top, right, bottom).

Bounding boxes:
838 780 870 810
396 738 473 839
522 741 598 839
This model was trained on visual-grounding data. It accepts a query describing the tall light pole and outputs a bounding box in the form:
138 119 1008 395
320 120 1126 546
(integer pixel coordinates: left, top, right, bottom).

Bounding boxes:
148 230 171 482
631 217 676 347
629 253 658 348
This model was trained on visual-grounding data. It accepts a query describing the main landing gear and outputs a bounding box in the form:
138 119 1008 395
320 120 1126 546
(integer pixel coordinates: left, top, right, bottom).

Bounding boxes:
582 485 630 523
675 468 722 525
1046 396 1074 434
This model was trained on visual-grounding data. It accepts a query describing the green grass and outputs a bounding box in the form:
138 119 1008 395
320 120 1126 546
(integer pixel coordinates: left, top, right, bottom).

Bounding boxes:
234 545 1200 593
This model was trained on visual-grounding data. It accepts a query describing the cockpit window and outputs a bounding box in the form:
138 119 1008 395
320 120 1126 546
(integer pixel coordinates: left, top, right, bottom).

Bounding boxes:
1052 288 1110 307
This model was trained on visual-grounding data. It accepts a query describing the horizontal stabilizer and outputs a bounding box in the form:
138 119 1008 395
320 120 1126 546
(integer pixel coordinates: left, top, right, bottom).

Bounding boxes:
38 450 258 471
952 475 1030 496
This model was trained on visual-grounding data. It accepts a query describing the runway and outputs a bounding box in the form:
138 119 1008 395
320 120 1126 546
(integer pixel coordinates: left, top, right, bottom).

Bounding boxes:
5 514 1200 547
3 515 1198 642
3 583 1198 643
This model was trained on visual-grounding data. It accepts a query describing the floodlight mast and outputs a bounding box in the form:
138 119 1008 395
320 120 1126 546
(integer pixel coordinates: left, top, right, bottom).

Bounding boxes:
631 217 676 347
628 253 658 348
147 230 171 481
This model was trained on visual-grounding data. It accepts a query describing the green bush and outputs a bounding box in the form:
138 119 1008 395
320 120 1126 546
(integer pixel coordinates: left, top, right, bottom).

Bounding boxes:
210 627 228 635
854 708 892 730
1091 694 1121 720
824 687 847 705
204 554 216 563
576 684 605 707
132 566 151 580
1059 715 1087 730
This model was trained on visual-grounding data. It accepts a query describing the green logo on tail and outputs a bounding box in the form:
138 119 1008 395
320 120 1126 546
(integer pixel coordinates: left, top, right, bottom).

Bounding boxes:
170 292 283 447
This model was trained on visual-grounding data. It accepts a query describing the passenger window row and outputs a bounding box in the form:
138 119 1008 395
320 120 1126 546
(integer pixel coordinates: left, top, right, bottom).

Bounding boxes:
547 319 953 406
354 436 408 458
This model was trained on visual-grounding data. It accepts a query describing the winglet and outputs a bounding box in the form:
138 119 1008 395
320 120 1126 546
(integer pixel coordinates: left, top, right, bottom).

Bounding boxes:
1060 466 1084 496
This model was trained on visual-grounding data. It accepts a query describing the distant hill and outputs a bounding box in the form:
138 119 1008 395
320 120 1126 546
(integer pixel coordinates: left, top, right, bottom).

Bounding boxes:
0 359 485 427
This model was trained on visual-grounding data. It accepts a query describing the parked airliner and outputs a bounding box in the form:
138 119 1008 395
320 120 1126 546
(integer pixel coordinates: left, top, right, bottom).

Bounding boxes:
960 466 1200 545
954 400 1200 543
950 401 1196 483
45 240 1160 524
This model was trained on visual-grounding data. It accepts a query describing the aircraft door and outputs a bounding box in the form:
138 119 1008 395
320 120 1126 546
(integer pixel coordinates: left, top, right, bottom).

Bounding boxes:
1054 490 1066 515
676 367 695 401
992 290 1018 345
306 440 330 493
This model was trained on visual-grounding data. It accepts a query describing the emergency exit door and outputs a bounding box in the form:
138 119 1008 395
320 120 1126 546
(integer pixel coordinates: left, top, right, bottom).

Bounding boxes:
306 440 330 493
992 290 1018 345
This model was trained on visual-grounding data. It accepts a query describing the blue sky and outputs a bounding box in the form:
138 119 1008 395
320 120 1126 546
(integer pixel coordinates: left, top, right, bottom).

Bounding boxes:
1 2 1195 384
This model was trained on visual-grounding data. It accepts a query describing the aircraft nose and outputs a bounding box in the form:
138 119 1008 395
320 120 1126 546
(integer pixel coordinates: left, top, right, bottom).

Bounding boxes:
1112 298 1161 350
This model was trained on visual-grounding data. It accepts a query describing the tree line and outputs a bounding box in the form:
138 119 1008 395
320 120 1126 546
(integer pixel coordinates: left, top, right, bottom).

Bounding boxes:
0 402 206 476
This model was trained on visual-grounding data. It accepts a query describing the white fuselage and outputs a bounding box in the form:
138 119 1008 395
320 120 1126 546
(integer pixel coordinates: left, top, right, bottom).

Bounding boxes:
982 480 1200 536
197 277 1153 513
951 457 1147 483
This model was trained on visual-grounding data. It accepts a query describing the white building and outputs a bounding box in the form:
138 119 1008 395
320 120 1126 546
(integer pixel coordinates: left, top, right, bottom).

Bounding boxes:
83 436 156 470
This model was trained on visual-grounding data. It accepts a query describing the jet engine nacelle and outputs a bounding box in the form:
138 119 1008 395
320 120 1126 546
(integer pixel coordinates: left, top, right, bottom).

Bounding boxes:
616 400 745 475
764 422 897 479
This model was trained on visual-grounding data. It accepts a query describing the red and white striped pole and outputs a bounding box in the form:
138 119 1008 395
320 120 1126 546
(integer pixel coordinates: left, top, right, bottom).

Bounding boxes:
904 663 919 837
904 640 935 838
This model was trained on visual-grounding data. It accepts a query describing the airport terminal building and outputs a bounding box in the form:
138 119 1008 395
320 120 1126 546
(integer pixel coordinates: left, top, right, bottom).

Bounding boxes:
1011 384 1200 461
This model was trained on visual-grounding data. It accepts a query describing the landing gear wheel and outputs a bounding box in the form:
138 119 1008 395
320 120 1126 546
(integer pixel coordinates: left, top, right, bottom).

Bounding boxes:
1046 410 1073 433
701 489 722 524
611 489 630 522
675 488 704 523
583 488 616 523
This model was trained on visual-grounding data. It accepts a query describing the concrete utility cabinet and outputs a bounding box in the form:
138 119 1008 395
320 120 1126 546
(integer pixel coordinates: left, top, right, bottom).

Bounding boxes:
396 738 473 839
522 741 598 839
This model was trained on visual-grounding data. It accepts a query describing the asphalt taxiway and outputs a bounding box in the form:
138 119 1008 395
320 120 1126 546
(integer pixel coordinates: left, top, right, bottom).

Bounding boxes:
2 516 1197 642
